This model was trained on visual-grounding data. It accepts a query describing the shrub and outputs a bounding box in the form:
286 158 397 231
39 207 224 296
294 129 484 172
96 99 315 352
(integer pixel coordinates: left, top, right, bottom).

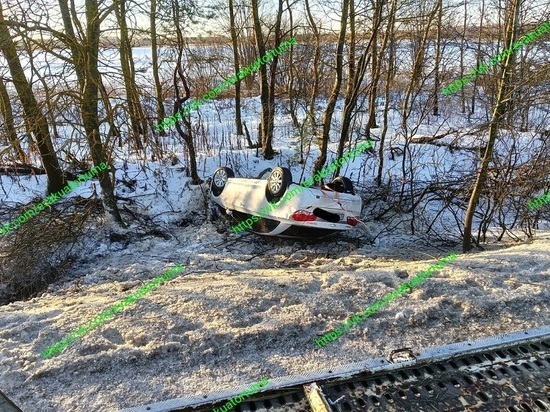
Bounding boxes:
0 199 103 305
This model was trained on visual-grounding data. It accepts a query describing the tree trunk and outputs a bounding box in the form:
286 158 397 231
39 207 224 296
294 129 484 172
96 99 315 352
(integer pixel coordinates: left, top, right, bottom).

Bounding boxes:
345 0 356 113
242 121 255 147
286 0 298 129
334 0 356 169
367 40 378 130
0 2 65 194
267 0 283 143
463 0 520 252
172 0 202 184
115 0 146 151
470 0 485 116
336 0 384 177
250 0 274 159
375 0 396 187
0 79 25 162
228 0 243 136
151 0 166 130
367 0 384 129
59 0 119 147
304 0 320 137
313 0 349 177
335 47 368 175
58 0 85 88
432 0 442 116
460 0 467 114
83 0 124 225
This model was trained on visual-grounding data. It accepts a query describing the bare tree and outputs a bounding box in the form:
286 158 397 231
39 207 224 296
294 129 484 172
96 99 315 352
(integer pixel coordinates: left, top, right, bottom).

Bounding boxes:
172 0 202 184
59 1 119 146
399 0 441 233
367 0 383 130
463 0 521 252
313 0 349 177
375 0 396 188
470 0 486 117
228 0 244 136
82 0 124 225
460 0 467 113
151 0 166 128
304 0 321 137
0 78 25 162
250 0 275 159
336 0 385 178
55 0 124 225
0 1 64 194
433 0 443 116
286 0 299 129
267 0 284 145
115 0 147 152
337 0 357 158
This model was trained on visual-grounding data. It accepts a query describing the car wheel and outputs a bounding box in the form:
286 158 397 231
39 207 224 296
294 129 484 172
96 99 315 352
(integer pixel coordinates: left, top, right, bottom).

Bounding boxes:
211 167 234 197
266 167 292 201
331 176 355 195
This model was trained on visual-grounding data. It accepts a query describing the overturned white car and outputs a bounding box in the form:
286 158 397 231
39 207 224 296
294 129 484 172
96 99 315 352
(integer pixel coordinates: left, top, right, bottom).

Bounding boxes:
210 166 363 238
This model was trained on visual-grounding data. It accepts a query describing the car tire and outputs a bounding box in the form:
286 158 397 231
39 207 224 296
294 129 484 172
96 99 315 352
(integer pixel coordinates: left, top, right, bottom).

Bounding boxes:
331 176 355 195
266 167 292 201
211 167 234 197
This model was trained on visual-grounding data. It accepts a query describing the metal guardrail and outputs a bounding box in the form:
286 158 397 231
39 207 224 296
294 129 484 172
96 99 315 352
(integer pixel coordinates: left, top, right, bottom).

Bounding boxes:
120 325 550 412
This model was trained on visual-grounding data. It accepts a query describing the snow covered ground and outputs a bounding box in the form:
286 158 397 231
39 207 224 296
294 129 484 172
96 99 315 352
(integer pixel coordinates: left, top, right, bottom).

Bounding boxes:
1 95 549 409
0 45 548 409
0 216 548 411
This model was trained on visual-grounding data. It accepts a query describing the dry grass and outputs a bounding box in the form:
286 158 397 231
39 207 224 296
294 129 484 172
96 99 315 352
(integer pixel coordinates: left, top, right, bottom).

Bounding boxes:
0 198 103 305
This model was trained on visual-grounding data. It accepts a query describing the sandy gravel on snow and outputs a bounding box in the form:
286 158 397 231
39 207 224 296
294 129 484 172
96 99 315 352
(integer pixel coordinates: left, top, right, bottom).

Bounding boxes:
0 225 548 411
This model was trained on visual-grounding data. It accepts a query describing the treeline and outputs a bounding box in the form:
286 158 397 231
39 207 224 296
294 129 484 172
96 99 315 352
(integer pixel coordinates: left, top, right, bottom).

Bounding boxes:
0 0 548 251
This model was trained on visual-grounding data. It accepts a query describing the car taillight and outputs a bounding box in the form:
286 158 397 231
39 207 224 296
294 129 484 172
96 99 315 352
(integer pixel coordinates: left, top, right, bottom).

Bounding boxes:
346 216 359 226
291 210 317 221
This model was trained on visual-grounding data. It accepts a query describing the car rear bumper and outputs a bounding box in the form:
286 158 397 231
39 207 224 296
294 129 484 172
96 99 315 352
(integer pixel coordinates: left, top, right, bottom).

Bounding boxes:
228 209 356 237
